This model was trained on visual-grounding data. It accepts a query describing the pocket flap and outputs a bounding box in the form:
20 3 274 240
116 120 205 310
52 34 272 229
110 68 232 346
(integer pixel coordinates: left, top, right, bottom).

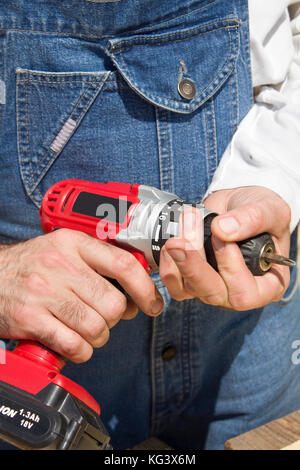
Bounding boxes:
106 17 240 114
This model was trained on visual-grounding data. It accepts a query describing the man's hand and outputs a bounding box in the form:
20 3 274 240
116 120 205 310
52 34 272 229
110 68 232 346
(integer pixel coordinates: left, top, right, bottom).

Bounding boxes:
159 186 292 310
0 229 164 362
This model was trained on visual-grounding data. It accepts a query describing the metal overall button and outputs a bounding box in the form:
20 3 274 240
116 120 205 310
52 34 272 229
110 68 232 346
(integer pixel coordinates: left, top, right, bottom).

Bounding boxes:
178 78 196 100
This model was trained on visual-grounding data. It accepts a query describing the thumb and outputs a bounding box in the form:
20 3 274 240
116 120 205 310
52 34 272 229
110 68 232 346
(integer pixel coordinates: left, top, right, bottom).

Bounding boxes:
211 201 290 242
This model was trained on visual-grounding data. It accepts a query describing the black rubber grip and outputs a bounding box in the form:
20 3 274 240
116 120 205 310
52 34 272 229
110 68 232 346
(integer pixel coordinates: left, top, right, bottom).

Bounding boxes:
203 213 274 276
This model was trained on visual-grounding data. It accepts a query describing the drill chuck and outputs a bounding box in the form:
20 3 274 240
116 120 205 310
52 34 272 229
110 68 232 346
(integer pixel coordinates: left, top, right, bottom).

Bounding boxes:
203 214 295 276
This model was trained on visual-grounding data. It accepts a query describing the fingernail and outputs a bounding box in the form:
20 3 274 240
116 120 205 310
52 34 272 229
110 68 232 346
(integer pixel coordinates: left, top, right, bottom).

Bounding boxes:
168 249 186 262
218 217 239 235
152 298 164 315
212 236 225 252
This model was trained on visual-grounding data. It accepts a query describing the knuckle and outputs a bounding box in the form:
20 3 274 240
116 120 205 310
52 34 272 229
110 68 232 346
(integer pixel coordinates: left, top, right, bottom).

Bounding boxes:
39 250 78 274
49 228 69 245
170 290 187 301
60 334 83 358
50 228 89 249
93 328 110 348
269 194 291 228
202 294 225 306
116 251 136 274
40 250 64 268
229 291 252 311
160 271 176 285
247 204 263 229
280 202 291 230
23 272 49 294
108 294 127 322
84 317 107 341
86 274 105 300
51 227 73 242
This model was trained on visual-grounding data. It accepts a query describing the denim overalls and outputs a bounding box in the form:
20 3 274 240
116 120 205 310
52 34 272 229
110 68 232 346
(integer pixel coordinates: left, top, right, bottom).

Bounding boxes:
0 0 299 450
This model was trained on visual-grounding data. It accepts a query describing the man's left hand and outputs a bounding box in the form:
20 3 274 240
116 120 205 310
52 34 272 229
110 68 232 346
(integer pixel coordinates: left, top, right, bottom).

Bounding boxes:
159 186 292 310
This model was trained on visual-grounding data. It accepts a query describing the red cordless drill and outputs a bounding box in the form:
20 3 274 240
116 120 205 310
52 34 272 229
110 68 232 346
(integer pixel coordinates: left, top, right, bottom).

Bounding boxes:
0 179 295 450
40 179 295 275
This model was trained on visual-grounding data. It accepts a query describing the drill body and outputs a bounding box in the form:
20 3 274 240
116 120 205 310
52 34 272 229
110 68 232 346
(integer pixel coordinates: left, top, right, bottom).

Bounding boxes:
40 179 215 274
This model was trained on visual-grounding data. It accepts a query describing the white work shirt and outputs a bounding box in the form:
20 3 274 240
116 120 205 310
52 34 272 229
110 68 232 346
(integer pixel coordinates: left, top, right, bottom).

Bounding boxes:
205 0 300 232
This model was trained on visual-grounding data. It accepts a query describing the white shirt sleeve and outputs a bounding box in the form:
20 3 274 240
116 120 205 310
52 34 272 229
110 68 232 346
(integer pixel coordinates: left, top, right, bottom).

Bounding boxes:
204 0 300 232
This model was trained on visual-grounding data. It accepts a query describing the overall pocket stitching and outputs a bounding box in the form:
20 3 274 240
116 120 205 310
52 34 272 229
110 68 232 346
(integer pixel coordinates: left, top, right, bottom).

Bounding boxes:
232 65 239 135
109 17 240 52
204 97 217 184
18 80 104 85
155 107 174 193
85 0 121 2
231 23 240 135
0 2 227 41
16 72 35 189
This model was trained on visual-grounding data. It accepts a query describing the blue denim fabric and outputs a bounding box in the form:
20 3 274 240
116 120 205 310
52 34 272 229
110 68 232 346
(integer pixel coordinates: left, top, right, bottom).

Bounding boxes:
0 0 299 450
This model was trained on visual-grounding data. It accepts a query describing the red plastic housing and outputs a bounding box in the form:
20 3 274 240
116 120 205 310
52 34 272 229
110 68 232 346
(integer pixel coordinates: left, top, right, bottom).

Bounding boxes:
39 179 149 271
1 341 100 415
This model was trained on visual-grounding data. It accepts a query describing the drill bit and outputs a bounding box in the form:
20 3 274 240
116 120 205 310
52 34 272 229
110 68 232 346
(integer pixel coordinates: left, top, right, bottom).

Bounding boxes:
261 252 296 267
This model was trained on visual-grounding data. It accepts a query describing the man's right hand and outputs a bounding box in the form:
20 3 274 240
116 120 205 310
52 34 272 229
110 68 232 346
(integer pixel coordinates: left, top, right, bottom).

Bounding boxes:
0 229 164 363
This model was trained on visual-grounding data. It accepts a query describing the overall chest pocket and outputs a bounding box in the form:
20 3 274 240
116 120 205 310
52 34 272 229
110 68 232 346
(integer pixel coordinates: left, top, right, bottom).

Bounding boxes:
16 70 110 207
16 16 240 208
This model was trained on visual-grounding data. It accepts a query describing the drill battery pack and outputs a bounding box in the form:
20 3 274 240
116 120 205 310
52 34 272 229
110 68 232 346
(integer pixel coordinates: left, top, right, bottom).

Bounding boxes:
0 341 111 450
